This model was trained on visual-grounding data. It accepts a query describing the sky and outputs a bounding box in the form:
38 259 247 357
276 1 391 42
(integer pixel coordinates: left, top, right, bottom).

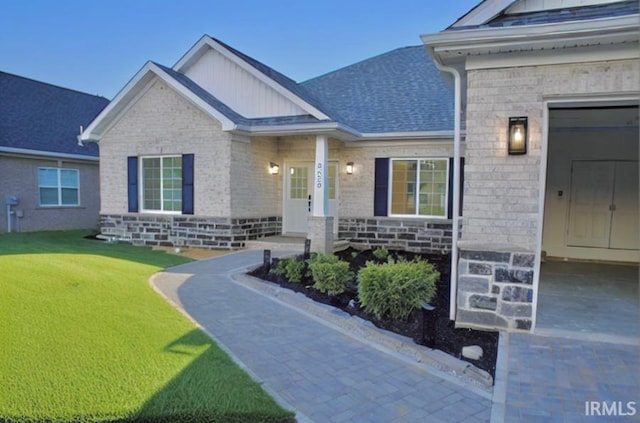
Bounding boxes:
1 0 480 100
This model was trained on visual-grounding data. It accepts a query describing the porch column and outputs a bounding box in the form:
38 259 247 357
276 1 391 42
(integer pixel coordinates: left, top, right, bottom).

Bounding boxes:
309 135 334 253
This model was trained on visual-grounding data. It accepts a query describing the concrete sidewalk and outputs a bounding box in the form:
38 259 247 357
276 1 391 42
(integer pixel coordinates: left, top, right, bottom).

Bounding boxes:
152 250 492 423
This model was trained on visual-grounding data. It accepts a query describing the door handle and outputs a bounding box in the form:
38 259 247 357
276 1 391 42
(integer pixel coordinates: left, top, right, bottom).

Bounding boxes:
308 194 312 212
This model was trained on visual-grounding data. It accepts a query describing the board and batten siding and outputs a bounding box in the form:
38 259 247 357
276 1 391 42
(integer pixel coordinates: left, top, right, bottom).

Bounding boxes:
506 0 622 14
184 48 307 119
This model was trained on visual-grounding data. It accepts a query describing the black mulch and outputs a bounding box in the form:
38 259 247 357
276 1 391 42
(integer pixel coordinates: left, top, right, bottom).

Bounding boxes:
249 248 498 379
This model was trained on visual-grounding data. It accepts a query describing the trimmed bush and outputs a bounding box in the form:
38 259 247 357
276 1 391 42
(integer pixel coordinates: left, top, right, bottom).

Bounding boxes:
307 253 353 295
357 258 438 320
372 247 390 263
270 257 305 283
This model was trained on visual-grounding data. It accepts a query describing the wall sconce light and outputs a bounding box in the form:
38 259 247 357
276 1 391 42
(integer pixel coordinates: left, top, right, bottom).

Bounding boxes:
508 117 528 155
346 162 354 175
269 162 280 175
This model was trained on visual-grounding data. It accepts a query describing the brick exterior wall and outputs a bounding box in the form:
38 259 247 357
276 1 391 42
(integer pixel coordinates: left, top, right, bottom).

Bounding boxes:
99 79 234 217
0 155 100 233
458 58 640 331
462 59 639 251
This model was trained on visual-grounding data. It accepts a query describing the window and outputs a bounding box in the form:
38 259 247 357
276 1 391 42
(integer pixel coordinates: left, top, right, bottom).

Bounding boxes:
390 159 448 217
38 168 79 206
141 156 182 212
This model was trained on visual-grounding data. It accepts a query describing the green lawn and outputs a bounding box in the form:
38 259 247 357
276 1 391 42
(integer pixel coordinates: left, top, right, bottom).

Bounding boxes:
0 231 295 423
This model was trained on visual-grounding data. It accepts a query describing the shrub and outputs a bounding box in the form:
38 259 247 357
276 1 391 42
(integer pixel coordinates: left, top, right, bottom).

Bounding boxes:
372 247 390 263
307 253 353 295
357 258 438 320
270 257 305 283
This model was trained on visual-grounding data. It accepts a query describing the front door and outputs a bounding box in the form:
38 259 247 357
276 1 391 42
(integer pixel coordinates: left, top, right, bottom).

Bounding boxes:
284 162 338 235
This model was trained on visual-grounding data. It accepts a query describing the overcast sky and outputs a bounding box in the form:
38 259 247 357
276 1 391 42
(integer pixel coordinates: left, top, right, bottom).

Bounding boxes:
1 0 480 99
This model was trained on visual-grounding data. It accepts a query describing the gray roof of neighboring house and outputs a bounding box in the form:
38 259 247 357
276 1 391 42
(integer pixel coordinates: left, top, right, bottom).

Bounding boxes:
0 71 109 157
453 0 638 30
301 46 454 133
160 43 454 134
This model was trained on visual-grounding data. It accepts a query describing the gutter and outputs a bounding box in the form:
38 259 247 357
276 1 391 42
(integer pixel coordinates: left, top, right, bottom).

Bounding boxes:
0 146 99 162
424 45 462 322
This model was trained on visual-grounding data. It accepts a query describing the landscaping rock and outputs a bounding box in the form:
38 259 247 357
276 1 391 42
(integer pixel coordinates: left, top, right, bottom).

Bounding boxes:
462 345 483 361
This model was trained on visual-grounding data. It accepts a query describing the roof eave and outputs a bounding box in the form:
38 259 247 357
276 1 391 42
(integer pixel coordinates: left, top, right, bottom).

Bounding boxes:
422 14 639 62
80 62 238 142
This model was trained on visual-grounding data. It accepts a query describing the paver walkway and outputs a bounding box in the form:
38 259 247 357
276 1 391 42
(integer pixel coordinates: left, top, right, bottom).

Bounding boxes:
501 333 639 423
153 250 492 423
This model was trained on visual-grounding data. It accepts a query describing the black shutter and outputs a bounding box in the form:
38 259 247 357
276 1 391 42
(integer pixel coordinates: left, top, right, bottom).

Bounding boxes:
374 158 389 216
447 157 465 219
182 154 194 215
127 156 138 213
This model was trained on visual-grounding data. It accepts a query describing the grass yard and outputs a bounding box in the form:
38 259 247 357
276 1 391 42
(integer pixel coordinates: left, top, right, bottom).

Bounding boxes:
0 230 295 423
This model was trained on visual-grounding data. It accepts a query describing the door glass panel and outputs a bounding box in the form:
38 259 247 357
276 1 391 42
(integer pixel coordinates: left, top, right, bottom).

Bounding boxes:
328 164 336 200
290 167 308 199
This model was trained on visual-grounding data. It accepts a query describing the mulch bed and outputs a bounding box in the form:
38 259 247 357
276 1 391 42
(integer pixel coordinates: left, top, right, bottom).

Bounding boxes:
249 248 498 379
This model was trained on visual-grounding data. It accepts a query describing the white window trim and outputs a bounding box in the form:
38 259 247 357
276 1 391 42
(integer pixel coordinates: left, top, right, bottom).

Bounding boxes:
388 158 449 219
38 167 80 207
139 155 183 215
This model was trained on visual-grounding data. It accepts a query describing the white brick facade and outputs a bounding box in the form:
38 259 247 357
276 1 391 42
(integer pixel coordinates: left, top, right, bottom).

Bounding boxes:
462 59 640 253
100 79 233 217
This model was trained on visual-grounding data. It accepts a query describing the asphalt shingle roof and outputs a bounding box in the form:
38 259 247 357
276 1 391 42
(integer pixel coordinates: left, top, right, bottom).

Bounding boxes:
301 46 454 133
0 71 109 157
454 0 638 30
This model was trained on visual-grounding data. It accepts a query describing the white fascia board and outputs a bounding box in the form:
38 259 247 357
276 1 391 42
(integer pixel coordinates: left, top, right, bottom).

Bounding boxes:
80 61 159 141
359 130 458 140
0 146 99 162
174 36 330 121
422 15 639 55
232 121 360 140
451 0 518 28
80 62 237 141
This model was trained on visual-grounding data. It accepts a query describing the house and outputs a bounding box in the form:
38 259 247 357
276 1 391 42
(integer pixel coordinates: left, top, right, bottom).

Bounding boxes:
422 0 639 331
0 71 109 233
80 37 461 255
80 0 638 333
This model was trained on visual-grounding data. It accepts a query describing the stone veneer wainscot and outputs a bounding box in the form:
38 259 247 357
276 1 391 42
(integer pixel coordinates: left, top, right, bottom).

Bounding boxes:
456 249 535 331
100 214 281 249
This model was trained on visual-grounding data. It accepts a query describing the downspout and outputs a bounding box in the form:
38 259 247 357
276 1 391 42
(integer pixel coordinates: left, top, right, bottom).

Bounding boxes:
425 46 461 321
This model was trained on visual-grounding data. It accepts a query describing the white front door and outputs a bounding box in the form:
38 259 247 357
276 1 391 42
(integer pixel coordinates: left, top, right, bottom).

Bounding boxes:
284 162 338 235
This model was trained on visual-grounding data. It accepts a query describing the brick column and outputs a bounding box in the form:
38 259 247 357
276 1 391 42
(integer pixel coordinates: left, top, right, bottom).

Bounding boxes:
309 216 334 254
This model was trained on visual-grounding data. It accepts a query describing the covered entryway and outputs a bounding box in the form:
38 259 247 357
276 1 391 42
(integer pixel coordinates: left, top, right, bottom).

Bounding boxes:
537 104 639 340
283 161 338 235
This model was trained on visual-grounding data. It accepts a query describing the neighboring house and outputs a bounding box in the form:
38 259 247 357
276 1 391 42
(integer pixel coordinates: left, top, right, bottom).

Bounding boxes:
423 0 639 331
0 71 109 233
80 37 461 254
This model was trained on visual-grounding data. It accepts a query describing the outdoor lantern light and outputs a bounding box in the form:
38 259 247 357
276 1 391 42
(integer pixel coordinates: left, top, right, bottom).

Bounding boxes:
346 162 354 175
508 117 528 155
269 162 280 175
